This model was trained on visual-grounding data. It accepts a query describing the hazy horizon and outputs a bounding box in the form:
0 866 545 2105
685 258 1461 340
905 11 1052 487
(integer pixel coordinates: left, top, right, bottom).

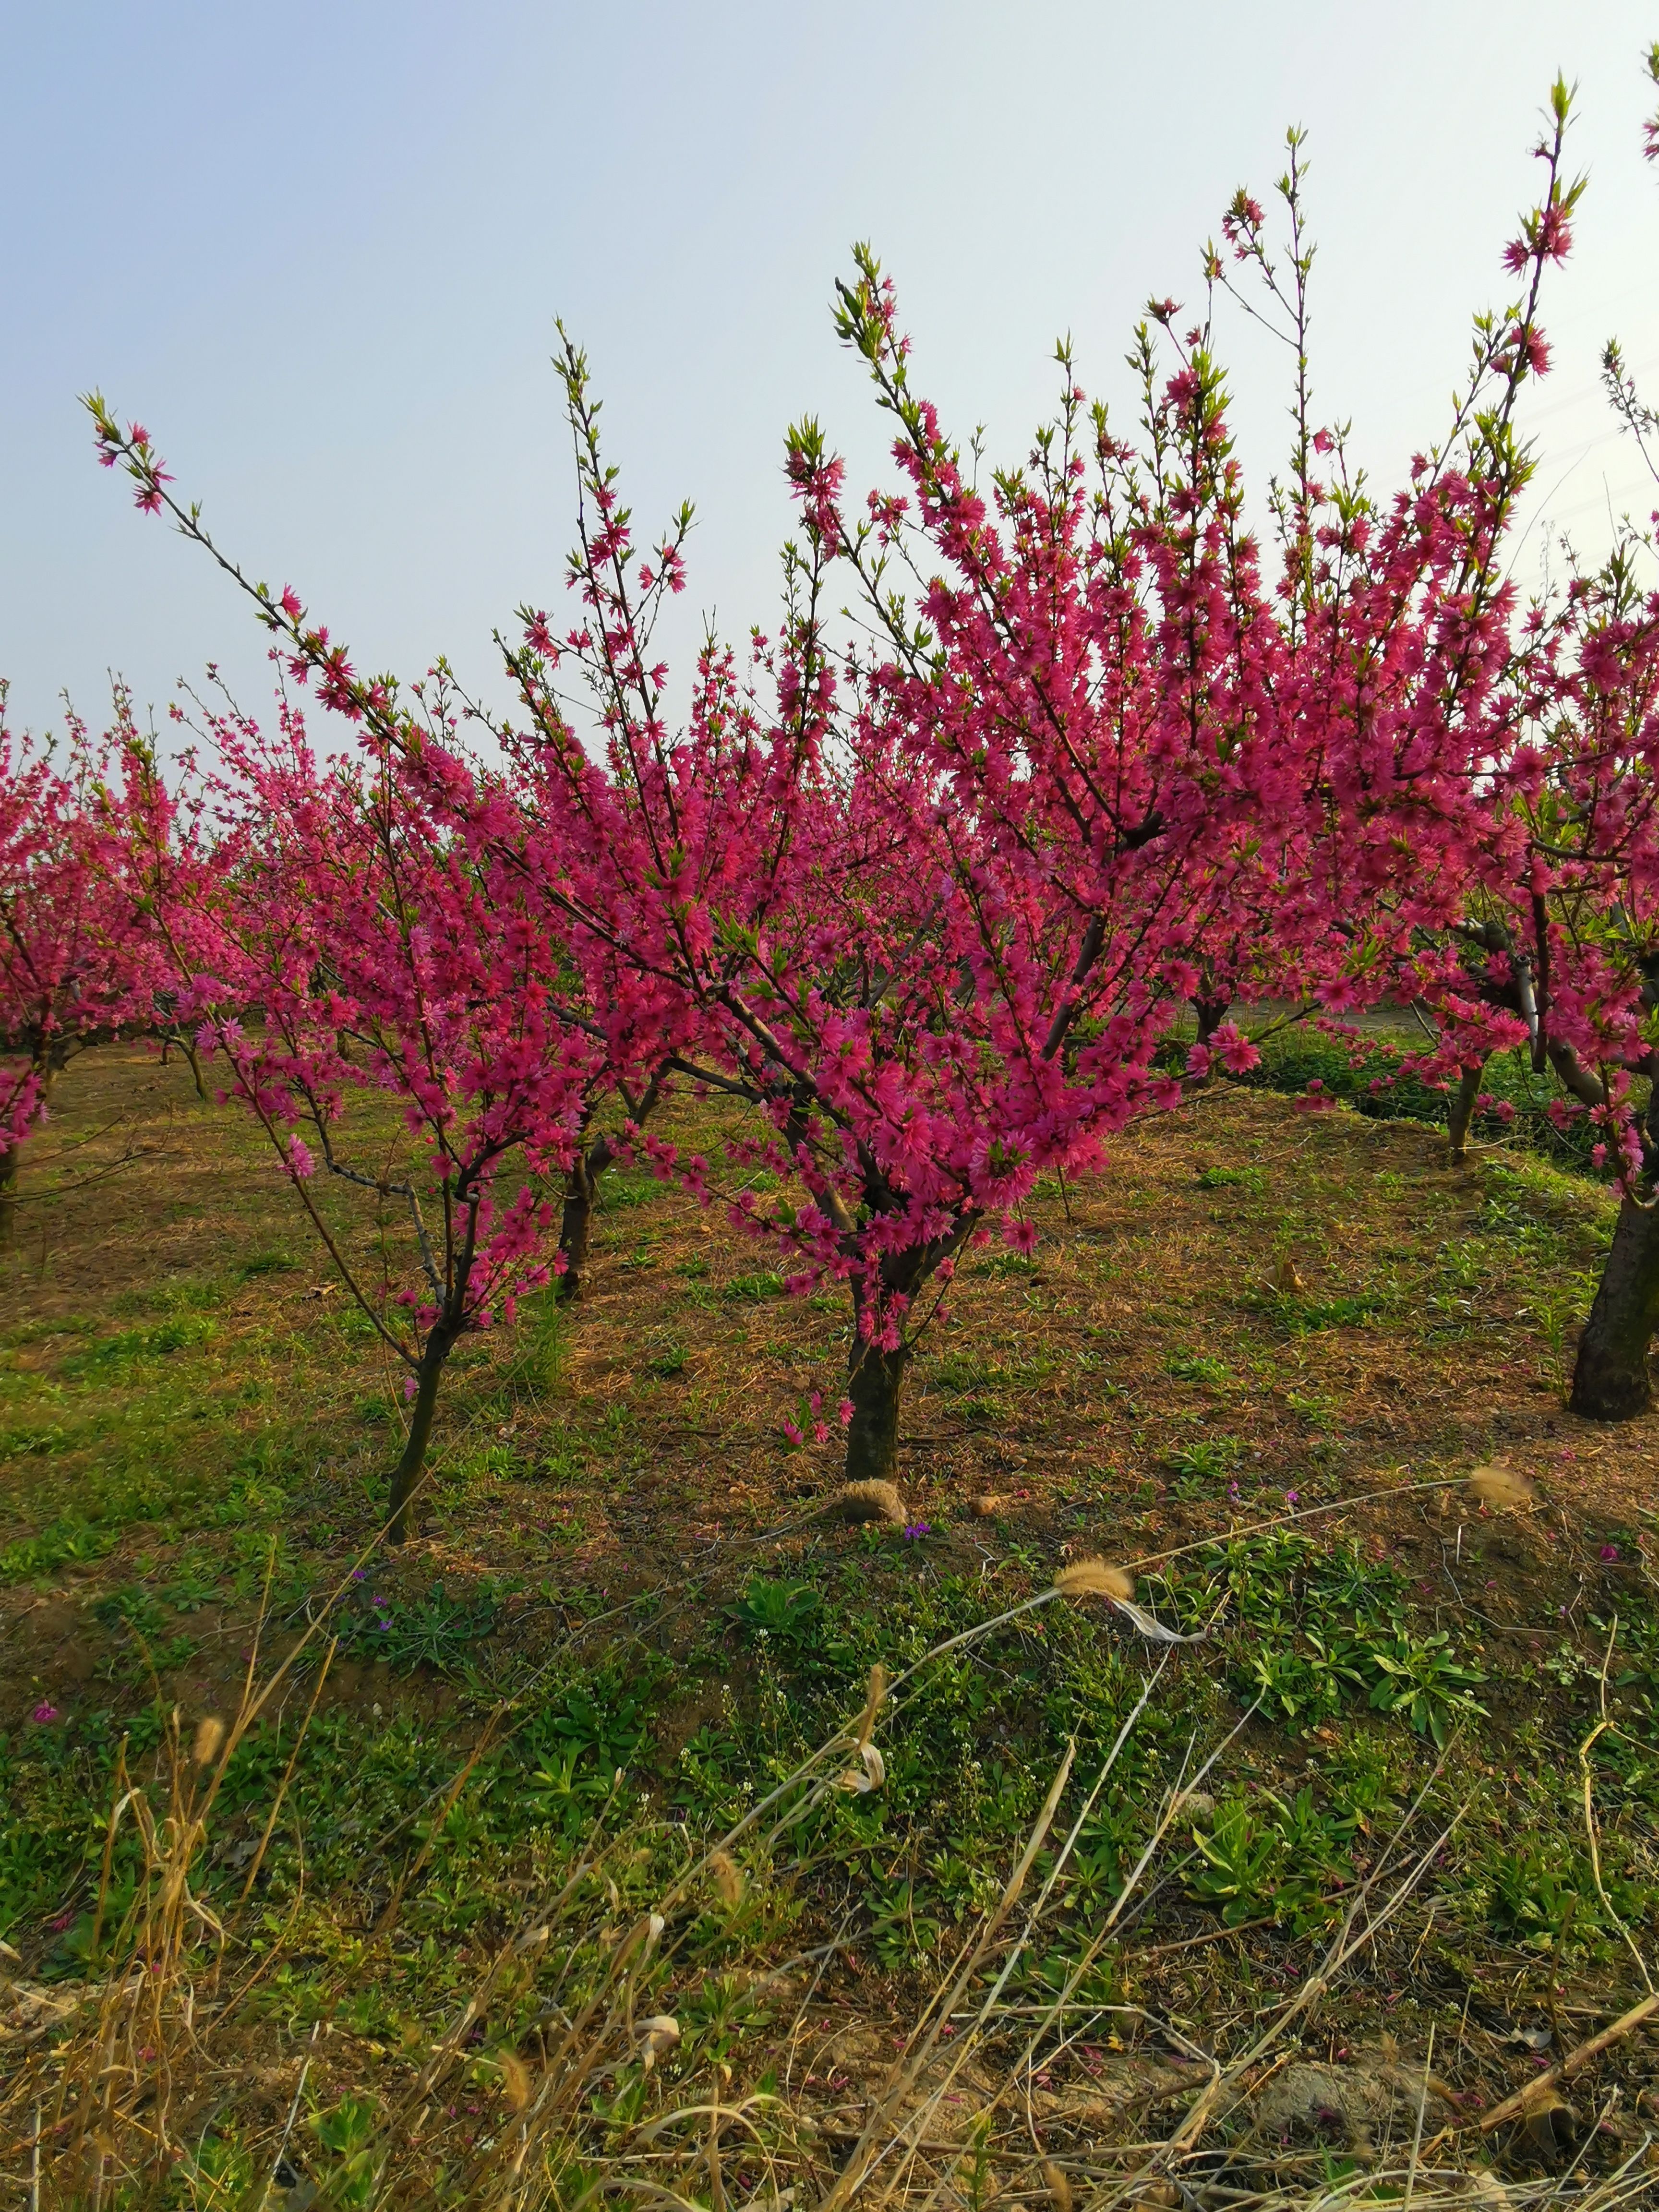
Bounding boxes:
5 0 1659 745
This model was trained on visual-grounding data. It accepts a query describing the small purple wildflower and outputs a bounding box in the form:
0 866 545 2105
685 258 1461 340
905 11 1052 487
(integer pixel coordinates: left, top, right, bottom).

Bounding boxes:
902 1520 933 1540
1284 1491 1301 1508
351 1567 367 1580
31 1701 60 1724
1601 1543 1620 1561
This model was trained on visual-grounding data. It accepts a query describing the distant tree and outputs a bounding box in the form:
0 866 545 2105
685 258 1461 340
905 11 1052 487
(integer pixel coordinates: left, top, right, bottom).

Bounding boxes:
0 685 174 1244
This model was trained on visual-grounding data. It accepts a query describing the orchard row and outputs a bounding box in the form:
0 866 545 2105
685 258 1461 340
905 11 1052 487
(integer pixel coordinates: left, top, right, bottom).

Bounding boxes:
6 73 1659 1538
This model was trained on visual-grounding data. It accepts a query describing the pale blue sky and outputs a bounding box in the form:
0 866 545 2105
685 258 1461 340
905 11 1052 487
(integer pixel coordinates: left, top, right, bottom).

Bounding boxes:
5 2 1659 740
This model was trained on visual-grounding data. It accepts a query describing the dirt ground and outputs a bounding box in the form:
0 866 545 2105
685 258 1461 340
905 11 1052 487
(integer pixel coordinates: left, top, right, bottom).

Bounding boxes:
5 1046 1647 1691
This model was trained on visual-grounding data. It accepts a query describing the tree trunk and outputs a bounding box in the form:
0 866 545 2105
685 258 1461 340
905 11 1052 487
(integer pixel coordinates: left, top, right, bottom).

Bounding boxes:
555 1134 613 1302
159 1030 208 1099
556 1163 594 1302
1194 994 1231 1048
1569 1195 1659 1420
0 1064 53 1251
1447 1060 1486 1163
387 1331 454 1543
1190 994 1231 1083
845 1339 911 1485
837 1217 974 1488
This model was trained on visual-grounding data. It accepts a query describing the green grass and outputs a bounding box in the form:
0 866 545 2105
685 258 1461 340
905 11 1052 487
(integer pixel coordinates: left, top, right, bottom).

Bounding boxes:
1218 1025 1621 1179
1196 1162 1266 1192
1166 1349 1233 1385
3 1045 1656 2186
8 1524 1652 1994
720 1270 786 1301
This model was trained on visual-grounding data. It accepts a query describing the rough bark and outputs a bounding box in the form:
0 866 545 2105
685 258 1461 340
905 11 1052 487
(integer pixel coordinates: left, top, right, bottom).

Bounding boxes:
555 1136 613 1303
845 1339 910 1485
1193 994 1231 1049
1562 1049 1659 1421
1570 1195 1659 1420
160 1030 208 1100
1447 1060 1486 1163
387 1330 454 1543
0 1064 54 1250
1189 994 1231 1084
837 1215 975 1487
179 1036 208 1101
555 1069 669 1303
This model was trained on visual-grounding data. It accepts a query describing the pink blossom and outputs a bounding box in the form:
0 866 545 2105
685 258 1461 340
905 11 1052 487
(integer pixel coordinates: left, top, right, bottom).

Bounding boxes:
1214 1025 1262 1076
73 157 1608 1503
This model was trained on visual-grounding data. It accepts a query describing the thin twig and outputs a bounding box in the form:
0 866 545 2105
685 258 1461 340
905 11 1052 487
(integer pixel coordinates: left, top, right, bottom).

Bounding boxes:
1475 1992 1659 2133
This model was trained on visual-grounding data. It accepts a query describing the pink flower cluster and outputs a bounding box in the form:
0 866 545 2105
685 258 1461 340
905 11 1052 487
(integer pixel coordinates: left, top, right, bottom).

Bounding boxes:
48 78 1659 1489
0 685 181 1180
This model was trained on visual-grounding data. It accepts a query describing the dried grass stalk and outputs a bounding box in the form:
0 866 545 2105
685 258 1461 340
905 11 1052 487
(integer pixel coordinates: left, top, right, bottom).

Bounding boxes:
853 1662 888 1750
1039 2156 1073 2212
496 2049 531 2111
190 1714 225 1769
1053 1557 1134 1603
1468 1460 1538 1511
819 1479 906 1526
836 1742 886 1794
709 1850 745 1908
